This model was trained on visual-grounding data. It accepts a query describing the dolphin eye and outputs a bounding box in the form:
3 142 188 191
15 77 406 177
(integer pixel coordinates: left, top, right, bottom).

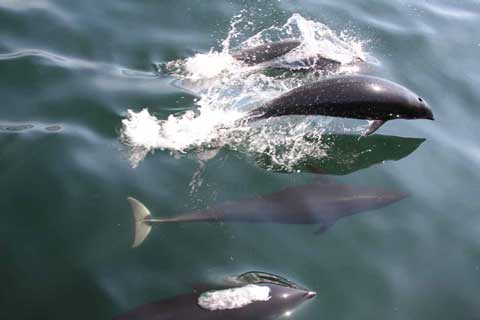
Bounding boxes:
418 97 423 102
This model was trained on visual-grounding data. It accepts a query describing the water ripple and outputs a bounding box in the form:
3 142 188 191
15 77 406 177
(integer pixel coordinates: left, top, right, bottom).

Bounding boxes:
0 122 62 133
0 49 158 78
0 0 74 24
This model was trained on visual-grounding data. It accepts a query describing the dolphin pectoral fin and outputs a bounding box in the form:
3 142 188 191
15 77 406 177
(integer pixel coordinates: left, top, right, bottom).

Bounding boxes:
314 221 335 235
314 225 328 235
363 120 386 136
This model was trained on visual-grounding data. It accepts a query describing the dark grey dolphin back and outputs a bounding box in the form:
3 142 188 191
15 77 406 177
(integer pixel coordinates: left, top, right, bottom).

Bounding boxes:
250 75 432 121
113 283 312 320
231 40 302 65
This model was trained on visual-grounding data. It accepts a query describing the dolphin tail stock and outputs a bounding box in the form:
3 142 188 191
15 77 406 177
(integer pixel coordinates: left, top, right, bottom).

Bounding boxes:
363 119 386 136
232 108 267 127
127 197 166 248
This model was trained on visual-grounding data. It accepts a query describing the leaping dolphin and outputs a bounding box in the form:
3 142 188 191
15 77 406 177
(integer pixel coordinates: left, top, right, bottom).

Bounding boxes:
244 75 434 135
231 40 353 73
230 40 302 65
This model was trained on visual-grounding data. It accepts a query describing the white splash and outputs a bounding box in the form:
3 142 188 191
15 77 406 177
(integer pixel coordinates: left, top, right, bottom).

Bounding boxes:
121 109 161 151
121 106 244 167
183 51 240 80
198 284 271 311
242 13 367 65
121 13 372 169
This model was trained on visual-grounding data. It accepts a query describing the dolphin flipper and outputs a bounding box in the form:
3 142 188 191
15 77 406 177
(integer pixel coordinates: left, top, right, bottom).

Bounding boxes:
314 220 335 235
363 120 386 136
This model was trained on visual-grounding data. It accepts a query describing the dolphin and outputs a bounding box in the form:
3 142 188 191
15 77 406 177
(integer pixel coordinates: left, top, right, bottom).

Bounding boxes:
231 40 354 73
244 75 434 135
127 179 407 247
114 271 316 320
231 40 302 65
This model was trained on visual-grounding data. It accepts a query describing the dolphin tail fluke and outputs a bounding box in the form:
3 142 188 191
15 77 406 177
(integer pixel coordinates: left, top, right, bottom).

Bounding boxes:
127 197 154 248
363 120 386 136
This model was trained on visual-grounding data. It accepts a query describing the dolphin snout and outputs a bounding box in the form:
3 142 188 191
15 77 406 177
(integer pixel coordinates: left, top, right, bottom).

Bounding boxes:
422 100 434 120
304 291 317 299
387 191 410 202
425 107 434 120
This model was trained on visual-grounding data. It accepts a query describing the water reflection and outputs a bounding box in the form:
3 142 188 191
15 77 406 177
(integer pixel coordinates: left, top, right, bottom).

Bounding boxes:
0 124 34 132
0 123 63 132
253 134 425 175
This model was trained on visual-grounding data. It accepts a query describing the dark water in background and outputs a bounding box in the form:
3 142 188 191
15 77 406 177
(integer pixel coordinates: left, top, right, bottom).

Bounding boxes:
1 1 480 319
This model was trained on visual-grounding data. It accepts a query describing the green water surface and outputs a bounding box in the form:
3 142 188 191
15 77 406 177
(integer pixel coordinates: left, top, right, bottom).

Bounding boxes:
1 1 479 319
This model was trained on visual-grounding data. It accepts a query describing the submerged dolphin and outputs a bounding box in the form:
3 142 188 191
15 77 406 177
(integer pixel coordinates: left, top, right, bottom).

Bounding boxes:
245 75 434 135
114 271 316 320
127 179 407 247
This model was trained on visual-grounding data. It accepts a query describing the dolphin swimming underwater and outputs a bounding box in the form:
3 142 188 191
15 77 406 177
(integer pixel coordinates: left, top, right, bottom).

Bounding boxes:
114 271 316 320
127 179 407 247
244 74 434 135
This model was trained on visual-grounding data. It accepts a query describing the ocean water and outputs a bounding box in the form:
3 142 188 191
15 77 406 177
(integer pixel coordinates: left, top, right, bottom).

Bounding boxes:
1 1 480 319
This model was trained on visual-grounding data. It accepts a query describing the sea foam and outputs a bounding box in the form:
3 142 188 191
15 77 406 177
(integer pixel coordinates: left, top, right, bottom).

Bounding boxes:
198 284 271 311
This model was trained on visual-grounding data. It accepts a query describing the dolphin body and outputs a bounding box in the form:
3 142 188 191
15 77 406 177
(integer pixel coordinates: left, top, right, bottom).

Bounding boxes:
127 180 407 247
245 75 434 135
114 271 316 320
230 40 302 65
231 40 350 73
260 55 343 73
